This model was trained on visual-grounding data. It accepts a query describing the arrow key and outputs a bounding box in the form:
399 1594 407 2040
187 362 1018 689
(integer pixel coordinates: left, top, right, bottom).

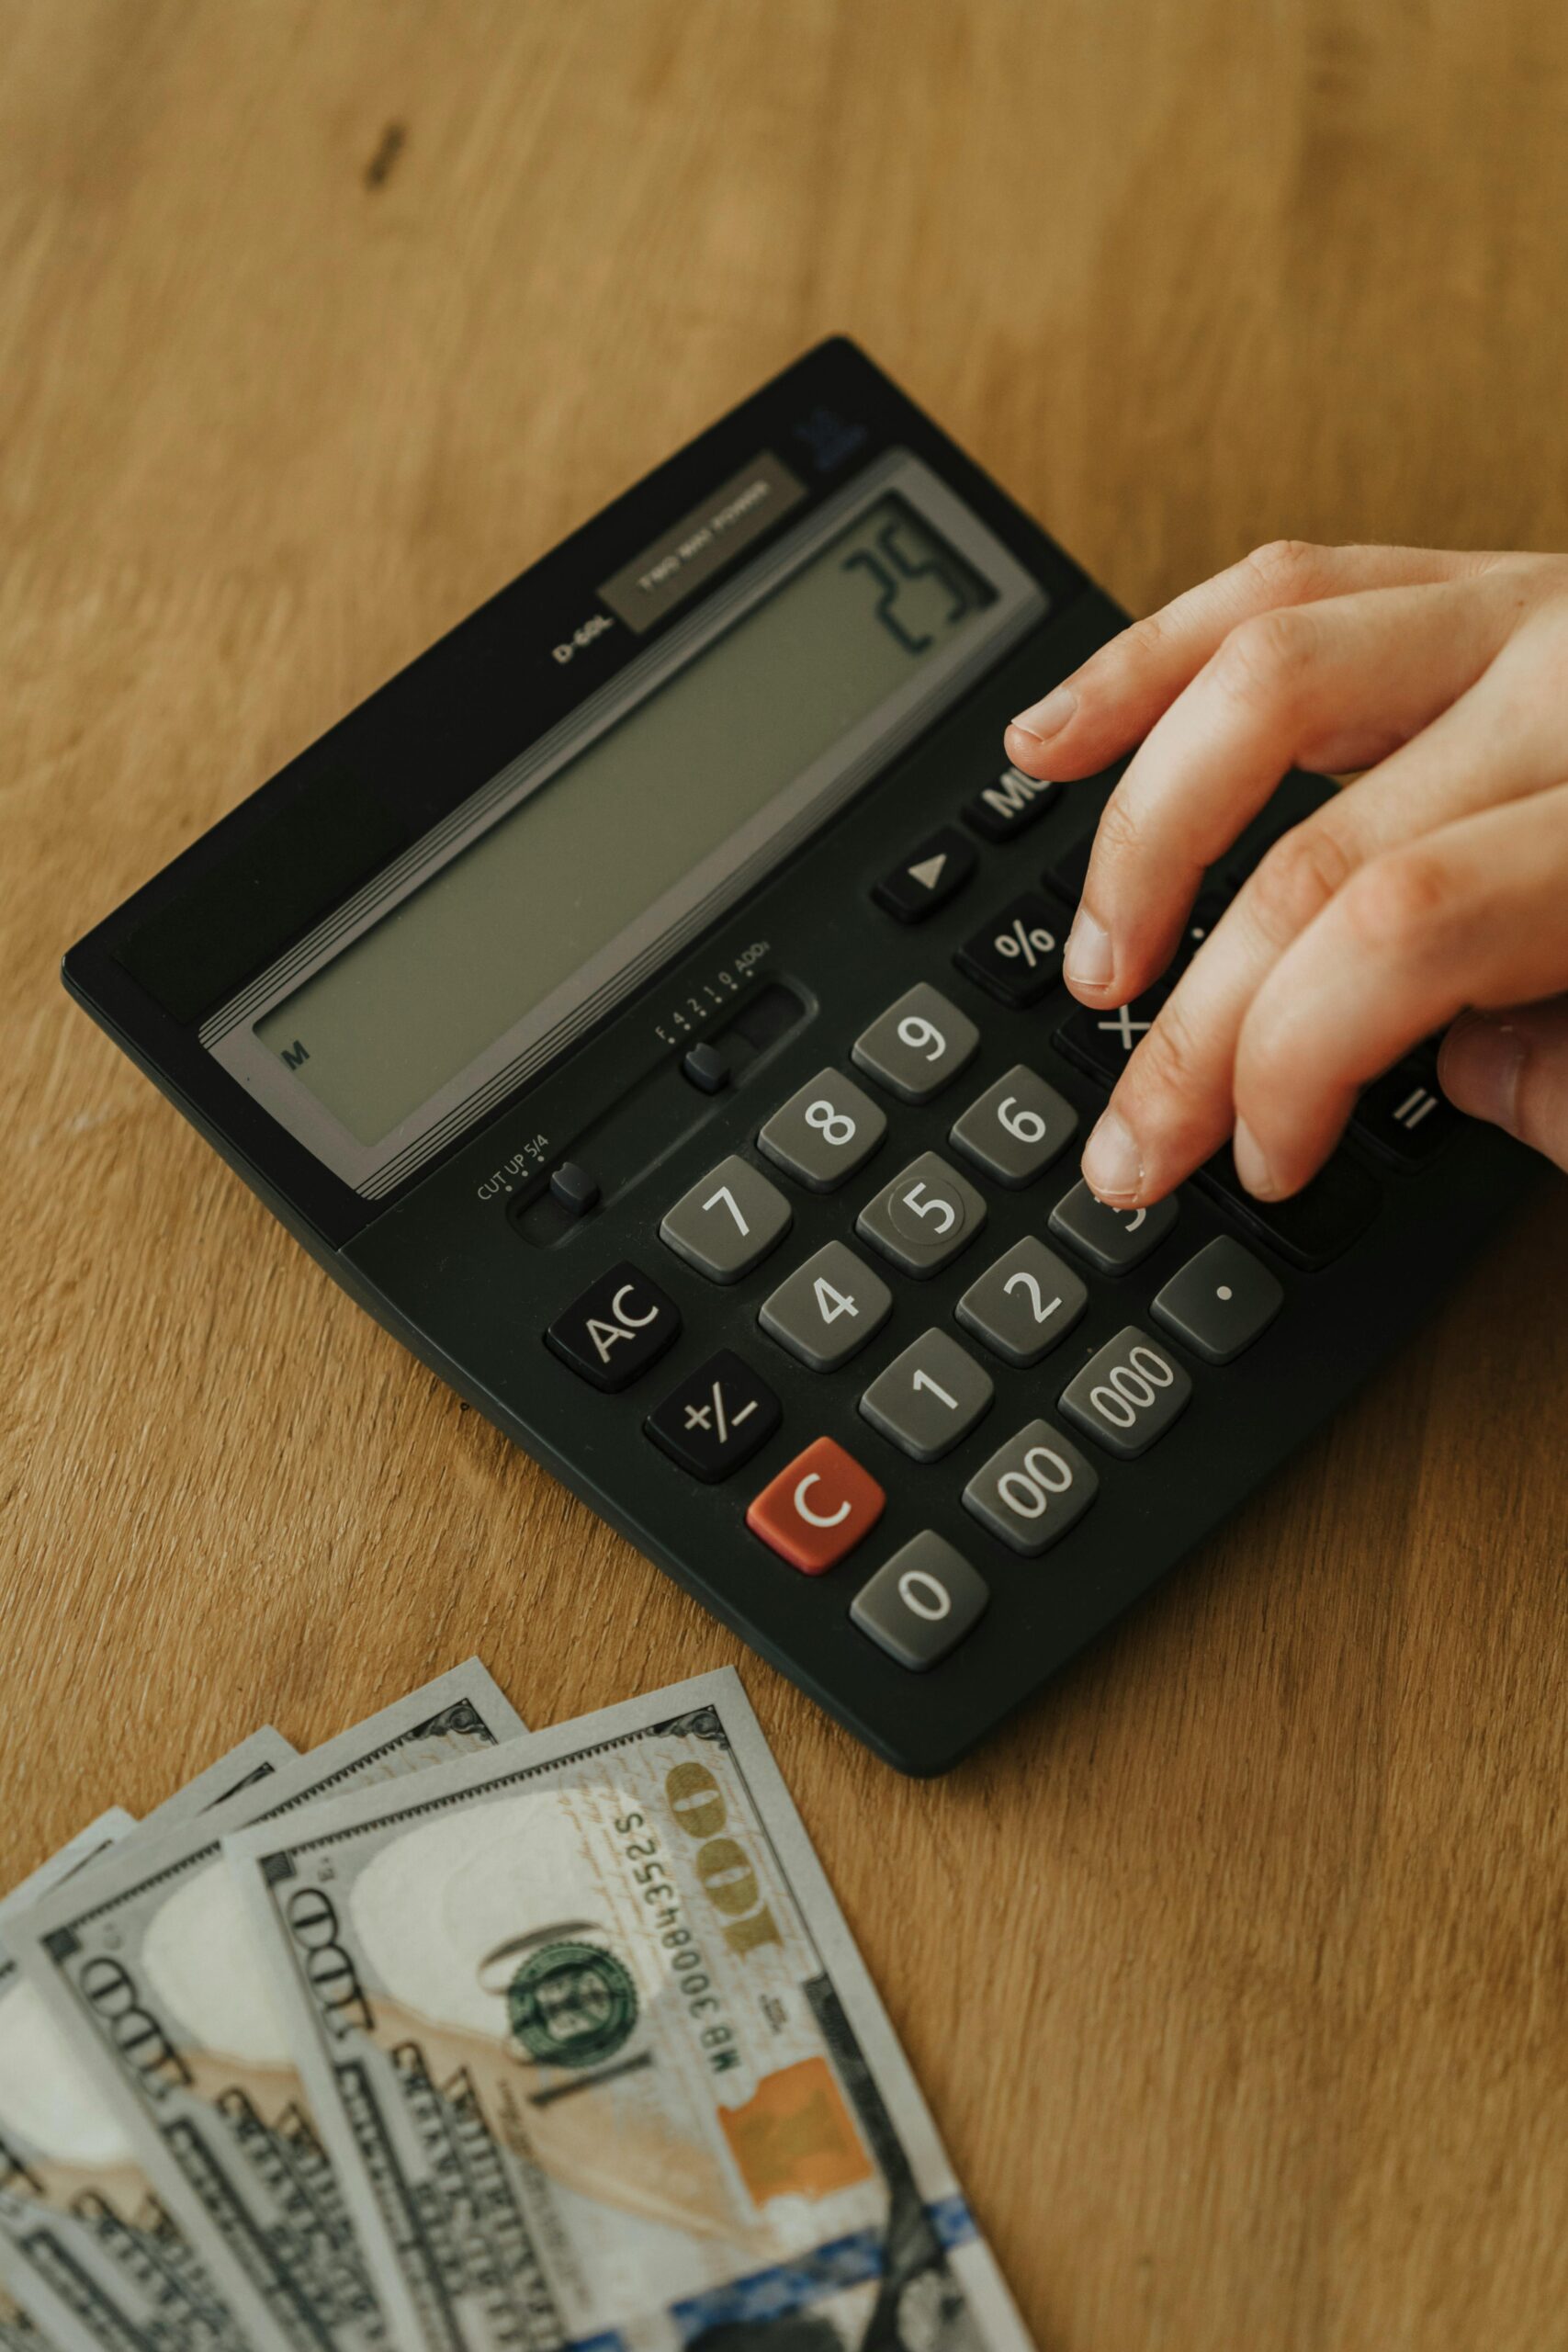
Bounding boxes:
871 827 976 922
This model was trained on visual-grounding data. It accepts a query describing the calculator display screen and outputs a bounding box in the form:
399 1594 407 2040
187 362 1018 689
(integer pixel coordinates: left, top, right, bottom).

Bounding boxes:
254 493 994 1148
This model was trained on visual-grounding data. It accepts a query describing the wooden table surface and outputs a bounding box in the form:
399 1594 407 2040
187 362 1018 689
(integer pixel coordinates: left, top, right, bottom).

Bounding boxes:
4 6 1565 2346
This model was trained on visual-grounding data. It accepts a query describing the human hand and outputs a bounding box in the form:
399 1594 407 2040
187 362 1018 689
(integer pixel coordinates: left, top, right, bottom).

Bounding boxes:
1002 541 1568 1204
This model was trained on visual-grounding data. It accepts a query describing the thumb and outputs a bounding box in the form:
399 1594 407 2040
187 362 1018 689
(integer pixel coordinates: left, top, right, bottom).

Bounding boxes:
1438 1000 1568 1175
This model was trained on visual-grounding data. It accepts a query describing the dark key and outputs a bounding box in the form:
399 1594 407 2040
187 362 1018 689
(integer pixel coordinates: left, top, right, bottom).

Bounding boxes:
956 1237 1088 1366
645 1351 781 1482
872 827 976 922
1194 1148 1381 1271
1049 1180 1178 1274
660 1153 792 1283
852 1532 989 1670
1043 829 1095 907
1152 1238 1283 1365
1059 1327 1192 1460
1054 987 1170 1086
963 764 1060 842
545 1261 681 1392
963 1420 1099 1555
1350 1061 1460 1168
954 892 1066 1005
949 1065 1078 1189
855 1150 987 1279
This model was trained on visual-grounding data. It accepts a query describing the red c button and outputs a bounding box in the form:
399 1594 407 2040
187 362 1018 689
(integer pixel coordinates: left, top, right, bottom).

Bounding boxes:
746 1438 886 1575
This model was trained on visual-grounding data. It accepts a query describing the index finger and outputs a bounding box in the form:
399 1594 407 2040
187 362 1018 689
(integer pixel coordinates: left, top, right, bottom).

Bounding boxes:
1002 540 1502 783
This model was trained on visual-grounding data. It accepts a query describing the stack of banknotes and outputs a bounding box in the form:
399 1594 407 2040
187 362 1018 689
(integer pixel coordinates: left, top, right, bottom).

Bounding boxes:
0 1661 1032 2352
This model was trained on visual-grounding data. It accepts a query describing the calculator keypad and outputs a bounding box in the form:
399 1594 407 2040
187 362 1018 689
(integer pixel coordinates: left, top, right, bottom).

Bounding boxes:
758 1069 886 1192
645 1351 781 1480
746 1437 885 1574
545 1261 681 1393
660 1154 792 1283
949 1065 1077 1188
955 1237 1088 1365
963 1420 1099 1556
855 1151 987 1279
852 1532 989 1669
859 1329 993 1462
529 745 1414 1750
759 1240 893 1372
1049 1180 1178 1274
1059 1327 1192 1458
852 983 978 1103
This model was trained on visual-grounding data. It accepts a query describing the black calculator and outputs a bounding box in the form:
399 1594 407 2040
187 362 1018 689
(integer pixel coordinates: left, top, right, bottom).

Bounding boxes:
63 339 1538 1772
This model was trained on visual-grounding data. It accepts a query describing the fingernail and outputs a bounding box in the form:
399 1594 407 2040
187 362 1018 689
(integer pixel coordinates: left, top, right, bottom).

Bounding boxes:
1438 1017 1525 1133
1232 1119 1280 1199
1007 683 1077 746
1082 1108 1142 1202
1064 907 1113 989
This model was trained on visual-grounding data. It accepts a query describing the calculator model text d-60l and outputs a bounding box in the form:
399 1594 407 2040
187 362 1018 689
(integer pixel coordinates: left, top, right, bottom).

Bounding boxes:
63 339 1539 1774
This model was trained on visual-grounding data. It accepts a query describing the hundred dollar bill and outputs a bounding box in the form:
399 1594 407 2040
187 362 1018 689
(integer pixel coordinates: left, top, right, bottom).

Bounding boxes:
15 1664 527 2352
3 1819 139 1909
223 1668 1033 2352
140 1732 298 1839
0 1815 140 2352
0 1792 249 2352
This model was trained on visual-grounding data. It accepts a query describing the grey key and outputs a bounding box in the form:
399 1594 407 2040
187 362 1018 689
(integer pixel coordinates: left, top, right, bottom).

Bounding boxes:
851 1532 989 1671
954 1236 1088 1366
1152 1237 1283 1365
949 1064 1078 1189
851 982 979 1103
963 1419 1099 1556
859 1329 993 1462
1059 1325 1192 1458
1049 1179 1178 1273
758 1239 892 1372
660 1154 792 1283
855 1150 987 1279
758 1069 886 1192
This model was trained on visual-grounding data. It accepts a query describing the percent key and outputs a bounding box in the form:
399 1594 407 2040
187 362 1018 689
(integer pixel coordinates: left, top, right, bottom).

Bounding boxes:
955 890 1067 1006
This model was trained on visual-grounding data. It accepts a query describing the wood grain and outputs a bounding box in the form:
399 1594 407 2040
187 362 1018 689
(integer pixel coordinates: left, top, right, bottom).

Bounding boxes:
3 5 1565 2346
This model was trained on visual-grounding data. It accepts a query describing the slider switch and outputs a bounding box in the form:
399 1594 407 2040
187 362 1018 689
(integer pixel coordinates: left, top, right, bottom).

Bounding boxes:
549 1161 601 1216
682 1041 730 1093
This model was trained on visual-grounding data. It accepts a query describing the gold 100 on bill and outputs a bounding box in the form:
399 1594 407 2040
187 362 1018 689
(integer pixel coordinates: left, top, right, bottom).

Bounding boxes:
220 1671 1031 2352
